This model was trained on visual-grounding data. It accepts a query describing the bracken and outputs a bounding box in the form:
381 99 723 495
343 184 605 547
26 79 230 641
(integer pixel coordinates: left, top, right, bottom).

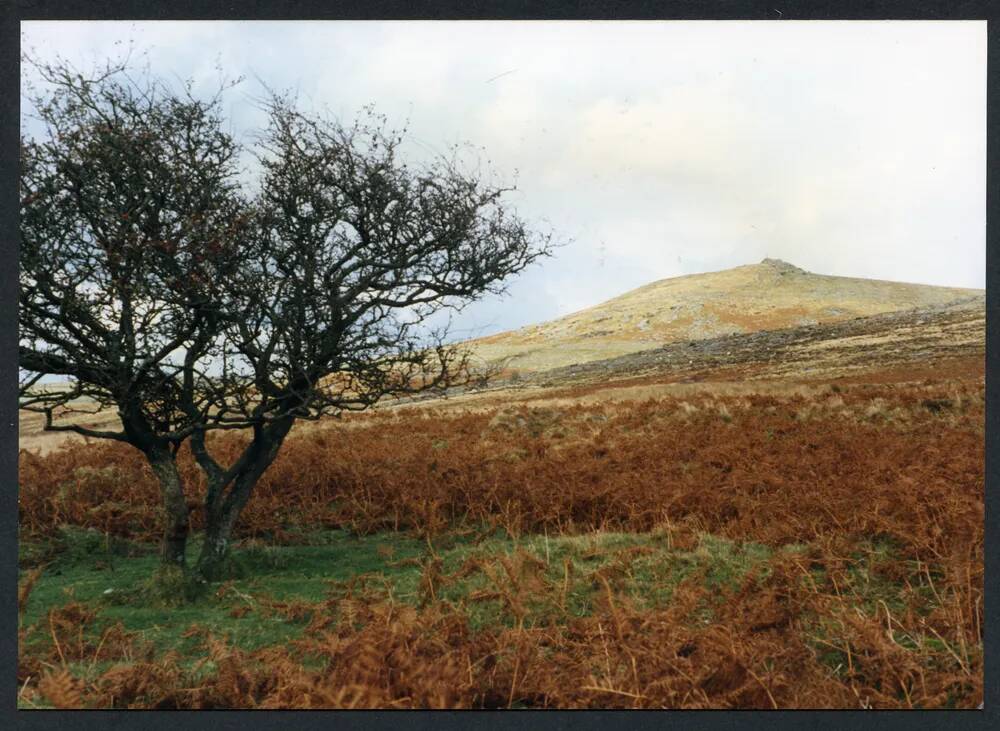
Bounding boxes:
18 373 984 709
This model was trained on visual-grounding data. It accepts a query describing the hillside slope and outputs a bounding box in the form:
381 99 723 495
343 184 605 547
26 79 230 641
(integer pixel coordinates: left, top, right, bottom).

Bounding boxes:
468 259 983 372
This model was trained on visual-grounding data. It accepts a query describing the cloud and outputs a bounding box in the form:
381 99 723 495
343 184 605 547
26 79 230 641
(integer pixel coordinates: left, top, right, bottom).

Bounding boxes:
21 20 986 338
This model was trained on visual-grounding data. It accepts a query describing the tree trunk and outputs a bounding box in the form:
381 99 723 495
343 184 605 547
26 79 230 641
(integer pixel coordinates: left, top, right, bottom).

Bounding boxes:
195 416 295 580
147 447 190 567
197 501 241 581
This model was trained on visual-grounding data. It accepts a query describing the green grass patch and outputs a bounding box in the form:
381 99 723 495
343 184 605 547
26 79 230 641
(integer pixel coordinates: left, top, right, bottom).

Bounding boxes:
19 526 981 709
21 526 788 650
19 526 944 678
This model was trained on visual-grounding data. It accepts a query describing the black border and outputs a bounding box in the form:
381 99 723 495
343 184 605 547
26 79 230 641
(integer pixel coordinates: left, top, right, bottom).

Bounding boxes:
4 2 997 730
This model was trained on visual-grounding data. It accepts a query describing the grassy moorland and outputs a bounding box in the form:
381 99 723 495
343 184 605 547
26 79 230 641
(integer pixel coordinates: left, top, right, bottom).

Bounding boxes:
18 366 983 709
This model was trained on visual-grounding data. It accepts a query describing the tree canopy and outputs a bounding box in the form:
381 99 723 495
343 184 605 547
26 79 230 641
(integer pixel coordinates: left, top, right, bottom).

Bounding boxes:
20 54 552 578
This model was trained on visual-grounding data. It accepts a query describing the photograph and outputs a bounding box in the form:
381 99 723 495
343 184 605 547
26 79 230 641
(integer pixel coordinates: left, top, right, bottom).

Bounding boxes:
17 19 985 709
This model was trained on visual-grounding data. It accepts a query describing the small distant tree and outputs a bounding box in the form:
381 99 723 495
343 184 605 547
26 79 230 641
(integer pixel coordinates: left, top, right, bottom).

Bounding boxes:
467 355 518 390
19 56 551 581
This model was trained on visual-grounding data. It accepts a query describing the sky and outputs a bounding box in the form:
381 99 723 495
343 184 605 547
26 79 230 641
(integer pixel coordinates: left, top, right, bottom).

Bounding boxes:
21 20 987 339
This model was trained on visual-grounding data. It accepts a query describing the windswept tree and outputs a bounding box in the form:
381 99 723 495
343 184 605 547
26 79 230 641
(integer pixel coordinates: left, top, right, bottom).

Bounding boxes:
19 56 552 581
20 55 251 571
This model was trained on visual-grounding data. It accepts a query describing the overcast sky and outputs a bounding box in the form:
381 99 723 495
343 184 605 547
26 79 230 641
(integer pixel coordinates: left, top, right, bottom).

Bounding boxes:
21 20 986 339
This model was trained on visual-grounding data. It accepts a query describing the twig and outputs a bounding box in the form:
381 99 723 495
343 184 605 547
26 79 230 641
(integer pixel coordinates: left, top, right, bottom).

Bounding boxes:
18 675 34 705
925 625 971 676
745 666 778 709
89 628 110 673
507 653 520 708
49 616 67 666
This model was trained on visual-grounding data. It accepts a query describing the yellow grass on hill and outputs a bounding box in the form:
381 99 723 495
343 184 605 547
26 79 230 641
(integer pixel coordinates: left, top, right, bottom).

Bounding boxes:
467 259 983 372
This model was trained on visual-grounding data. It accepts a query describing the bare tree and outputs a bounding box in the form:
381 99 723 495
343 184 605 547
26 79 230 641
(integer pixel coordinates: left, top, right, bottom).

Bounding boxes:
20 57 552 581
467 355 519 390
20 54 250 570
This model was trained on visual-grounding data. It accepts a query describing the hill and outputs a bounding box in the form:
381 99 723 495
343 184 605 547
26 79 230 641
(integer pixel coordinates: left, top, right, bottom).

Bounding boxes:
467 259 983 373
18 259 985 453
